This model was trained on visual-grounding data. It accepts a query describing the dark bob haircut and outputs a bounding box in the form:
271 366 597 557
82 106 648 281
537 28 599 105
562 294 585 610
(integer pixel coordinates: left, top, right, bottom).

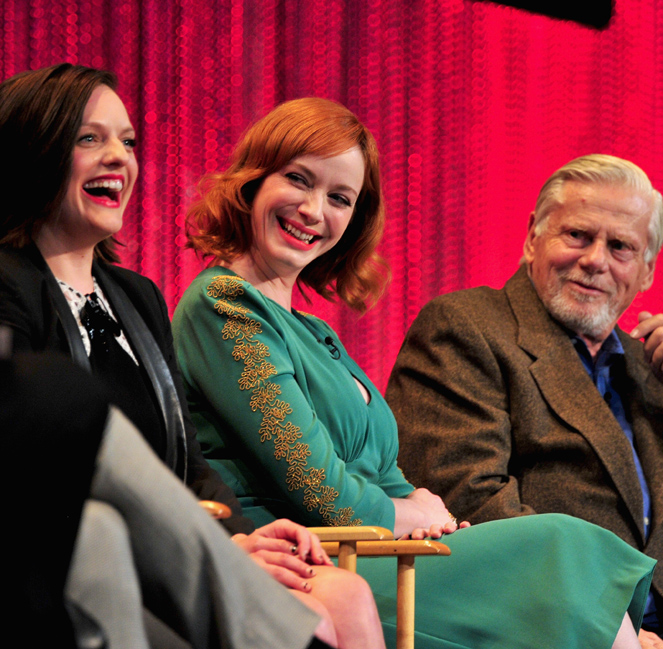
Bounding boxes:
0 63 119 261
187 97 390 312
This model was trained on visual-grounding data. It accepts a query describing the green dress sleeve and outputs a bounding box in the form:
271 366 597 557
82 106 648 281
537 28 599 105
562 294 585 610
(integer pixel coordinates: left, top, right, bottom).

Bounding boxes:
174 270 404 530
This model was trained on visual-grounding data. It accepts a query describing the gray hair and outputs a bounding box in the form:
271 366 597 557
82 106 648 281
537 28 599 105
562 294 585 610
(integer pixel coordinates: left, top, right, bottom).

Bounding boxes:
530 154 663 263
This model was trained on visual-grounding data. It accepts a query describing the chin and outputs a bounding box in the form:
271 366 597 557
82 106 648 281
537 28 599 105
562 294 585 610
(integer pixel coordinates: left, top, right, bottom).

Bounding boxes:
546 294 618 340
95 214 124 235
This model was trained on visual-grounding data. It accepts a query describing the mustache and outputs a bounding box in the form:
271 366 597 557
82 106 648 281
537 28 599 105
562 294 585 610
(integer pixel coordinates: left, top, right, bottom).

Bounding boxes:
559 271 610 292
559 271 614 295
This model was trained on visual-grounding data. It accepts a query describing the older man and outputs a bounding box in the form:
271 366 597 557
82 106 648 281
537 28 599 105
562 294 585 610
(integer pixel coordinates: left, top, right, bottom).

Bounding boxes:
386 154 663 643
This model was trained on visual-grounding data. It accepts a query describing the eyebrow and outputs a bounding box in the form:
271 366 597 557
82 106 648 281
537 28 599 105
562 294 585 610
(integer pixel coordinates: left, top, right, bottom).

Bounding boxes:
290 161 360 197
79 120 136 134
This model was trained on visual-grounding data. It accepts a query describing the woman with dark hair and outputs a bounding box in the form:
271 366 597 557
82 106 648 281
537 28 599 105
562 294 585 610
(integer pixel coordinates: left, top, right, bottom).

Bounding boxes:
0 64 384 649
0 62 237 516
173 96 655 649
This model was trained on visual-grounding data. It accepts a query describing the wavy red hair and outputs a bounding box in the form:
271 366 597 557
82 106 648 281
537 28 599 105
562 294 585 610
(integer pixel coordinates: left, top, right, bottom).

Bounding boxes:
187 97 389 312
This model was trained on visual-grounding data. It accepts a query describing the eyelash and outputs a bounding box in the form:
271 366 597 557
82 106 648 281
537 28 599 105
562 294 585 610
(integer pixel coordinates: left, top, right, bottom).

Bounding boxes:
77 134 137 149
567 231 633 255
330 194 352 207
286 172 307 185
285 173 352 207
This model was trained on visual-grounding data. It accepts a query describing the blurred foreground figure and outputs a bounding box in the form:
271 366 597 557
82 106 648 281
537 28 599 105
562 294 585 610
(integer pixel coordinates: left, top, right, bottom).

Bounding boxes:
2 352 323 649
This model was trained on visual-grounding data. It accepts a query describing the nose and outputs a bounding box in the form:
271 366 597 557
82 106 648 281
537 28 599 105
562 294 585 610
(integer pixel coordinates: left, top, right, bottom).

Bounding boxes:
101 137 131 167
579 239 609 274
298 191 324 223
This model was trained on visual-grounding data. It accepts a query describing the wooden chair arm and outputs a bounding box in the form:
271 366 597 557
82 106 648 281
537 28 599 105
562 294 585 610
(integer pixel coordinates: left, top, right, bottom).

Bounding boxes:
320 539 450 558
309 526 394 571
198 500 232 519
308 526 394 542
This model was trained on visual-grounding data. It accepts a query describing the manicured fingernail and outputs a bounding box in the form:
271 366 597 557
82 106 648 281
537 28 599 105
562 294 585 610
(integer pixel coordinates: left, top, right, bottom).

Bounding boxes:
307 567 315 576
317 554 325 562
302 581 310 591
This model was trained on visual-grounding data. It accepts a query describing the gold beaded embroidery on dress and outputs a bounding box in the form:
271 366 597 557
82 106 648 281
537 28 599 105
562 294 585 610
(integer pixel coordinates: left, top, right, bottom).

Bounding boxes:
207 275 360 526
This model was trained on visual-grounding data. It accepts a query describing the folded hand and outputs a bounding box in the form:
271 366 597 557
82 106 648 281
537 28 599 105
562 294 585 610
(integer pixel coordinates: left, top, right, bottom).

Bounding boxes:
232 518 332 592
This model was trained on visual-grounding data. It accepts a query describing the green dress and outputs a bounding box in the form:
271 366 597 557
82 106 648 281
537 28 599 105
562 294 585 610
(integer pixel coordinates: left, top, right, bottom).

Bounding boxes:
173 267 656 649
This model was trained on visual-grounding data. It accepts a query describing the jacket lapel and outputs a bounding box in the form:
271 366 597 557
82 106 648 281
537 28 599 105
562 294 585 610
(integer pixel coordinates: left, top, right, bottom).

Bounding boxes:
94 262 187 480
27 245 91 371
505 267 646 541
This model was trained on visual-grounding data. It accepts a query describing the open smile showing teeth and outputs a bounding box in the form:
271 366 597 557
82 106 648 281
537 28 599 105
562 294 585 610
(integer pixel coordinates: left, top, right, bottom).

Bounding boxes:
83 178 124 200
278 217 319 245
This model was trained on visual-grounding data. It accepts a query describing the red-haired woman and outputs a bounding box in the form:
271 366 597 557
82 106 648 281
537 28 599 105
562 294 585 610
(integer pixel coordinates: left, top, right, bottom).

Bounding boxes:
173 97 654 649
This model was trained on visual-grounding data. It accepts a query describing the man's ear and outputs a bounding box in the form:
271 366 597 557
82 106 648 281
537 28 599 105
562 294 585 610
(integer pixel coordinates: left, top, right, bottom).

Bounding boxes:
640 257 657 293
523 212 537 264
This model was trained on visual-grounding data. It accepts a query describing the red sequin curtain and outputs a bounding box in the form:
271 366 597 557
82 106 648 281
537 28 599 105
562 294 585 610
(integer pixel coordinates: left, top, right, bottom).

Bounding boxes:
2 0 662 391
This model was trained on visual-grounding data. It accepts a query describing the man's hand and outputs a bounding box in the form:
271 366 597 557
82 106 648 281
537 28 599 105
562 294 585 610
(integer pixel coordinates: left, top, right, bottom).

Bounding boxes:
630 311 663 382
639 629 663 649
232 519 332 592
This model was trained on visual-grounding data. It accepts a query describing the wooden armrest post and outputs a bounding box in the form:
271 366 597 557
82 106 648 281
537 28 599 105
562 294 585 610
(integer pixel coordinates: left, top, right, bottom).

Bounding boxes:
337 540 358 572
397 554 416 649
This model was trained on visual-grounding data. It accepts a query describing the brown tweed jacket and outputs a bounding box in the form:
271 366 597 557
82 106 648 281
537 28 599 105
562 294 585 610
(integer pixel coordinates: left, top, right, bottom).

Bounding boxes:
387 265 663 598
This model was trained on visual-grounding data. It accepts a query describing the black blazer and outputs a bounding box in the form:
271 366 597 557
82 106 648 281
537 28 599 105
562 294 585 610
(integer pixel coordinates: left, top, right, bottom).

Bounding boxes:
0 244 253 534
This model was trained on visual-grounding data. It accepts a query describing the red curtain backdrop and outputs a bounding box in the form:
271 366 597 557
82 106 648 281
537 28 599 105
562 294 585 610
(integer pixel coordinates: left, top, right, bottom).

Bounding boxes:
2 0 662 391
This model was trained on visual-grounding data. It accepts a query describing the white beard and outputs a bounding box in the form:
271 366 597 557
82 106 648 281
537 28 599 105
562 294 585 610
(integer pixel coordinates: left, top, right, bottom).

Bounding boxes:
541 272 620 340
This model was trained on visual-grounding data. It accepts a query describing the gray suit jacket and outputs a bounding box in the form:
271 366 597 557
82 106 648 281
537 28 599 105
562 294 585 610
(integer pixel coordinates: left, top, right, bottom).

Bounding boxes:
387 265 663 598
